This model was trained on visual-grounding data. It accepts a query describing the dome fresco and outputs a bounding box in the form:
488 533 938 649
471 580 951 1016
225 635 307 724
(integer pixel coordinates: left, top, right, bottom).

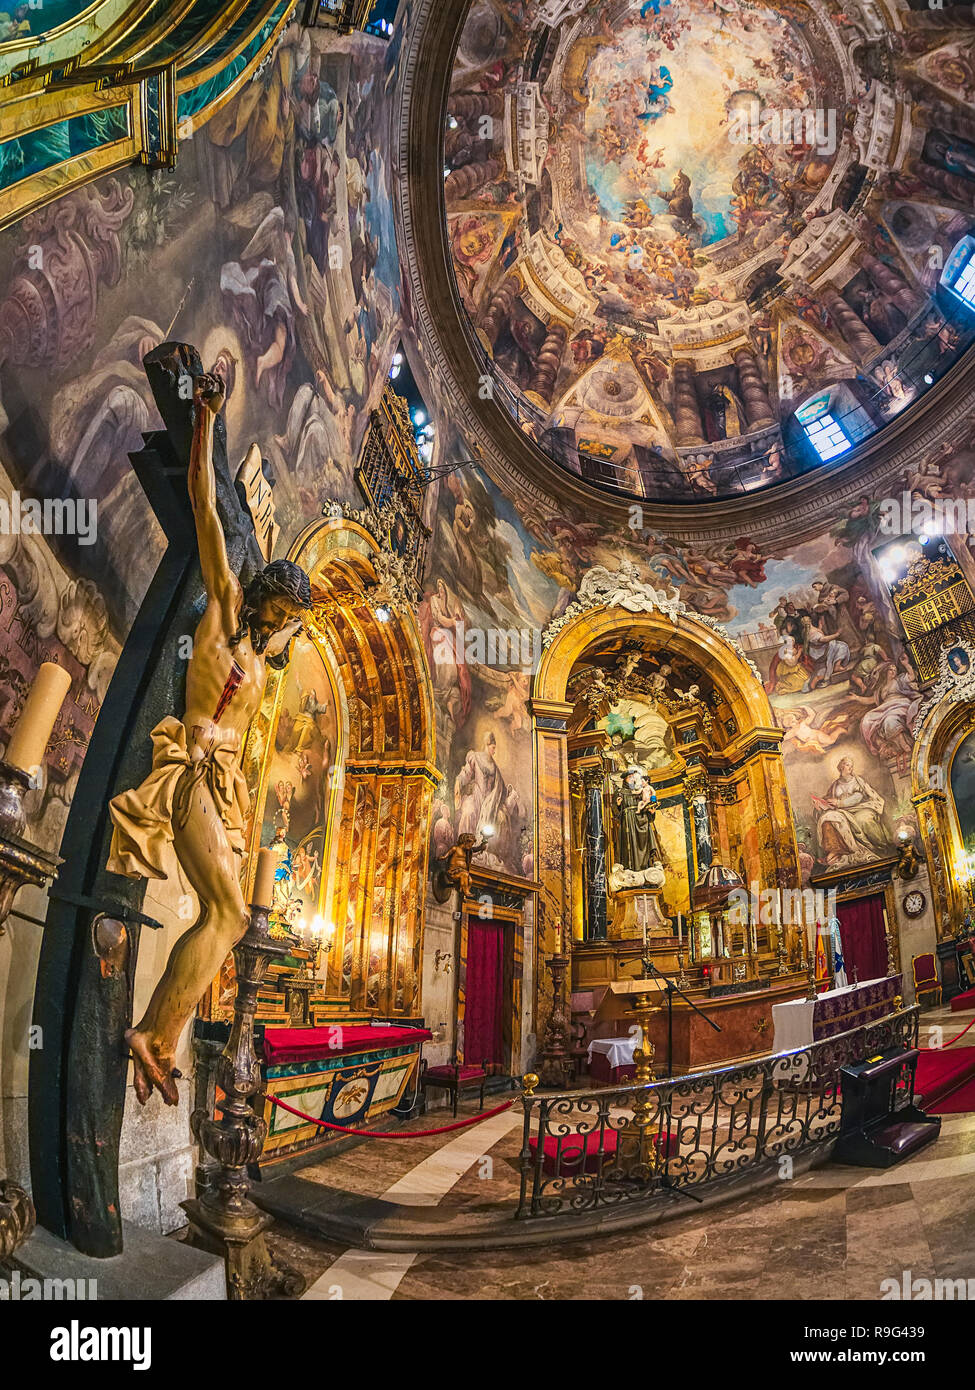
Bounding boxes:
444 0 975 502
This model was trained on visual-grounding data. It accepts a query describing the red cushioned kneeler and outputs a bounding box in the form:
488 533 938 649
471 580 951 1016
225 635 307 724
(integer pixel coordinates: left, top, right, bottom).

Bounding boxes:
951 986 975 1013
424 1064 485 1082
528 1128 678 1176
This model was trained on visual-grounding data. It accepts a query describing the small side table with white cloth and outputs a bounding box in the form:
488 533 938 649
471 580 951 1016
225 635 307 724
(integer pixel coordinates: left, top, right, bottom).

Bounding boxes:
587 1035 638 1085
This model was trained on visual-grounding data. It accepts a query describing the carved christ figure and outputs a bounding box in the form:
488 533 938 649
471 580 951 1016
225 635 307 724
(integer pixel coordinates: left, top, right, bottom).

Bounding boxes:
107 373 311 1105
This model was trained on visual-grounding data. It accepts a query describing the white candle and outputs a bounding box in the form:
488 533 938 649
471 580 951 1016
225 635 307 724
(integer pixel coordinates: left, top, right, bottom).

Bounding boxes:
5 661 71 775
677 912 683 945
253 848 276 908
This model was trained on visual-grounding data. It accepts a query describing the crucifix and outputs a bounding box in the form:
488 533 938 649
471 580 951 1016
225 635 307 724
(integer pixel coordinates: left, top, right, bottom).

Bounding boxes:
29 342 285 1257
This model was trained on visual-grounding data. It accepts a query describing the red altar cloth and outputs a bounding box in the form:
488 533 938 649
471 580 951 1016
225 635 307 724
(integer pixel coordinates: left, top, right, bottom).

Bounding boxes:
262 1025 431 1065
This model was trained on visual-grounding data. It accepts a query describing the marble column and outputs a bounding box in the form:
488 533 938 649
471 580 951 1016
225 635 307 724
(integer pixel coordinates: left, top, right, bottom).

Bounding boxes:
527 319 568 406
692 794 713 875
582 768 608 942
479 272 521 348
733 346 775 429
821 284 881 360
672 358 705 445
920 162 975 207
903 3 975 27
448 92 505 122
445 157 502 201
859 251 917 318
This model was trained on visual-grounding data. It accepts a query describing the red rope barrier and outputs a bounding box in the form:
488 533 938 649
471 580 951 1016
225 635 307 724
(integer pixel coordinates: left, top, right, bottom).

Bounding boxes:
264 1091 514 1138
920 1014 975 1050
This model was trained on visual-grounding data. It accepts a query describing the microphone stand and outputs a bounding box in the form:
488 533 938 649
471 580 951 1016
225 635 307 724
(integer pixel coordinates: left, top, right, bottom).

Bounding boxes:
641 951 721 1081
639 948 721 1205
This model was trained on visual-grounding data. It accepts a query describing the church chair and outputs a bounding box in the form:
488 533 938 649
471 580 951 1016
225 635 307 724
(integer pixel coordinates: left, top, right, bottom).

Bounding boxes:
419 1057 488 1118
911 953 941 1009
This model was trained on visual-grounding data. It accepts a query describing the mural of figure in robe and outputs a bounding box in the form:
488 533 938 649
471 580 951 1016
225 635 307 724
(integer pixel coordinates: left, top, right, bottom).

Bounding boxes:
813 757 891 867
454 727 525 875
106 374 311 1105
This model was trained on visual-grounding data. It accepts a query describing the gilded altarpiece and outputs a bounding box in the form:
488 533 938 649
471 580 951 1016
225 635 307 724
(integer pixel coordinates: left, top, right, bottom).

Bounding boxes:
209 515 438 1021
534 602 802 1041
912 651 975 940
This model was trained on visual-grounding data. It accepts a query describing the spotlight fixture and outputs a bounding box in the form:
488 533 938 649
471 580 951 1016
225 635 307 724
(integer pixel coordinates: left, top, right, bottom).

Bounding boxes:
375 604 392 623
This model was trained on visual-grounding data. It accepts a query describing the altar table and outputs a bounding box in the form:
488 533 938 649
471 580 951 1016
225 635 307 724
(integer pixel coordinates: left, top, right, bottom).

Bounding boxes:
772 976 900 1052
256 1021 431 1172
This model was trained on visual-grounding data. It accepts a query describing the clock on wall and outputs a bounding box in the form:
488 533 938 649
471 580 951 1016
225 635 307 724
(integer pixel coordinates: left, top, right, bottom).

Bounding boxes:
904 890 927 919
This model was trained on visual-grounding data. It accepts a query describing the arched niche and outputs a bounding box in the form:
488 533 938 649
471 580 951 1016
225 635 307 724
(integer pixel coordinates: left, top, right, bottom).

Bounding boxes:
530 602 800 955
911 696 975 940
234 516 439 1017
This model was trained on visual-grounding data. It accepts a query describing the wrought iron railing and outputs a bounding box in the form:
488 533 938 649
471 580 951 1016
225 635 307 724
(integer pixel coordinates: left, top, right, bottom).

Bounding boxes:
515 1007 919 1220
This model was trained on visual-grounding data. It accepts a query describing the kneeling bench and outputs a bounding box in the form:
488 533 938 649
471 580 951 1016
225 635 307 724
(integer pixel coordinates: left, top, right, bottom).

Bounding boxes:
420 1059 488 1117
528 1127 679 1176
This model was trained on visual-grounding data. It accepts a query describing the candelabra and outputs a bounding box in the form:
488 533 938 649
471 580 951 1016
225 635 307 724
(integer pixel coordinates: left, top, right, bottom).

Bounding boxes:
183 899 305 1299
676 945 689 990
538 950 572 1087
806 958 818 1002
0 762 60 932
0 762 61 1262
884 919 898 978
775 932 790 975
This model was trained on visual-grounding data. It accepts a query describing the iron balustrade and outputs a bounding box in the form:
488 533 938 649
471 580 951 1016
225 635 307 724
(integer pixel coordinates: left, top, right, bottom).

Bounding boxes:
515 1007 919 1219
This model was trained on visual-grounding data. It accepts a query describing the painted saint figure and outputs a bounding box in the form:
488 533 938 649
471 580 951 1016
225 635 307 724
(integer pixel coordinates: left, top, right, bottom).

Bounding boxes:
107 374 311 1105
813 757 890 865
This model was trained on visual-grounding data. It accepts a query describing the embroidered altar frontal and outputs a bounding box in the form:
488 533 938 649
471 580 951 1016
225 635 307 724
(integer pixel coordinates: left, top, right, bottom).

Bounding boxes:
256 1025 432 1171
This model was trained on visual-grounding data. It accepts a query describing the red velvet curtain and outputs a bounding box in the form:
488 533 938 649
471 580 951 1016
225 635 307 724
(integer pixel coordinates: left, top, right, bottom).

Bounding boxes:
836 894 889 983
464 920 504 1067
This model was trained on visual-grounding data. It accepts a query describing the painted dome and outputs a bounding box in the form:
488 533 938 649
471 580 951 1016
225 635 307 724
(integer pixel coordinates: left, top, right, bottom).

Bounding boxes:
444 0 975 502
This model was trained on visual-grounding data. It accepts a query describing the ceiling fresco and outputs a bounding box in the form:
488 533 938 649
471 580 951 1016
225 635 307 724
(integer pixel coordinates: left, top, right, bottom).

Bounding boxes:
444 0 975 503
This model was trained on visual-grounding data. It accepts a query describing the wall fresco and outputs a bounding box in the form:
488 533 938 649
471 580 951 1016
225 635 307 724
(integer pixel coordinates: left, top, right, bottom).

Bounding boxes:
0 19 405 840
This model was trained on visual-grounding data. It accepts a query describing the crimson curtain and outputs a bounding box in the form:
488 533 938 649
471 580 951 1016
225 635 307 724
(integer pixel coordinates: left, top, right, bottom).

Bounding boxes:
464 920 505 1067
836 894 889 983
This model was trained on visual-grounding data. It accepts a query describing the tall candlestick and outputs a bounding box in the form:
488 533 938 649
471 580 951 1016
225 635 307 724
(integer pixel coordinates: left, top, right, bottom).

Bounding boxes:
253 848 276 908
4 662 71 775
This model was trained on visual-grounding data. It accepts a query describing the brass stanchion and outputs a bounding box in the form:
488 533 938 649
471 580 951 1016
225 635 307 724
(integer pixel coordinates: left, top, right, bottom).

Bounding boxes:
182 900 306 1299
624 950 659 1178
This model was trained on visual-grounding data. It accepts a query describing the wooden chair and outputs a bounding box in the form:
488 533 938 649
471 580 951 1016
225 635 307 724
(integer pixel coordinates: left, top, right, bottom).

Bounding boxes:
568 1017 590 1082
912 952 942 1009
419 1058 488 1118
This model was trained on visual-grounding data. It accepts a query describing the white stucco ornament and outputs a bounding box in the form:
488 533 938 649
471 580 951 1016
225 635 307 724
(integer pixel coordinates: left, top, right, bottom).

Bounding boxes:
575 558 684 624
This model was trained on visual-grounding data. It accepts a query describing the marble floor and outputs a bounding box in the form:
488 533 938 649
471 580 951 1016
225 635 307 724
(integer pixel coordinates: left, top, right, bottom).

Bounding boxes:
263 1007 975 1301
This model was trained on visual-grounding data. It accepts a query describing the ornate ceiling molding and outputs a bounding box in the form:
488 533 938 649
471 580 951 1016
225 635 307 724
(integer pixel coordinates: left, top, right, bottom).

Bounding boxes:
397 0 975 545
